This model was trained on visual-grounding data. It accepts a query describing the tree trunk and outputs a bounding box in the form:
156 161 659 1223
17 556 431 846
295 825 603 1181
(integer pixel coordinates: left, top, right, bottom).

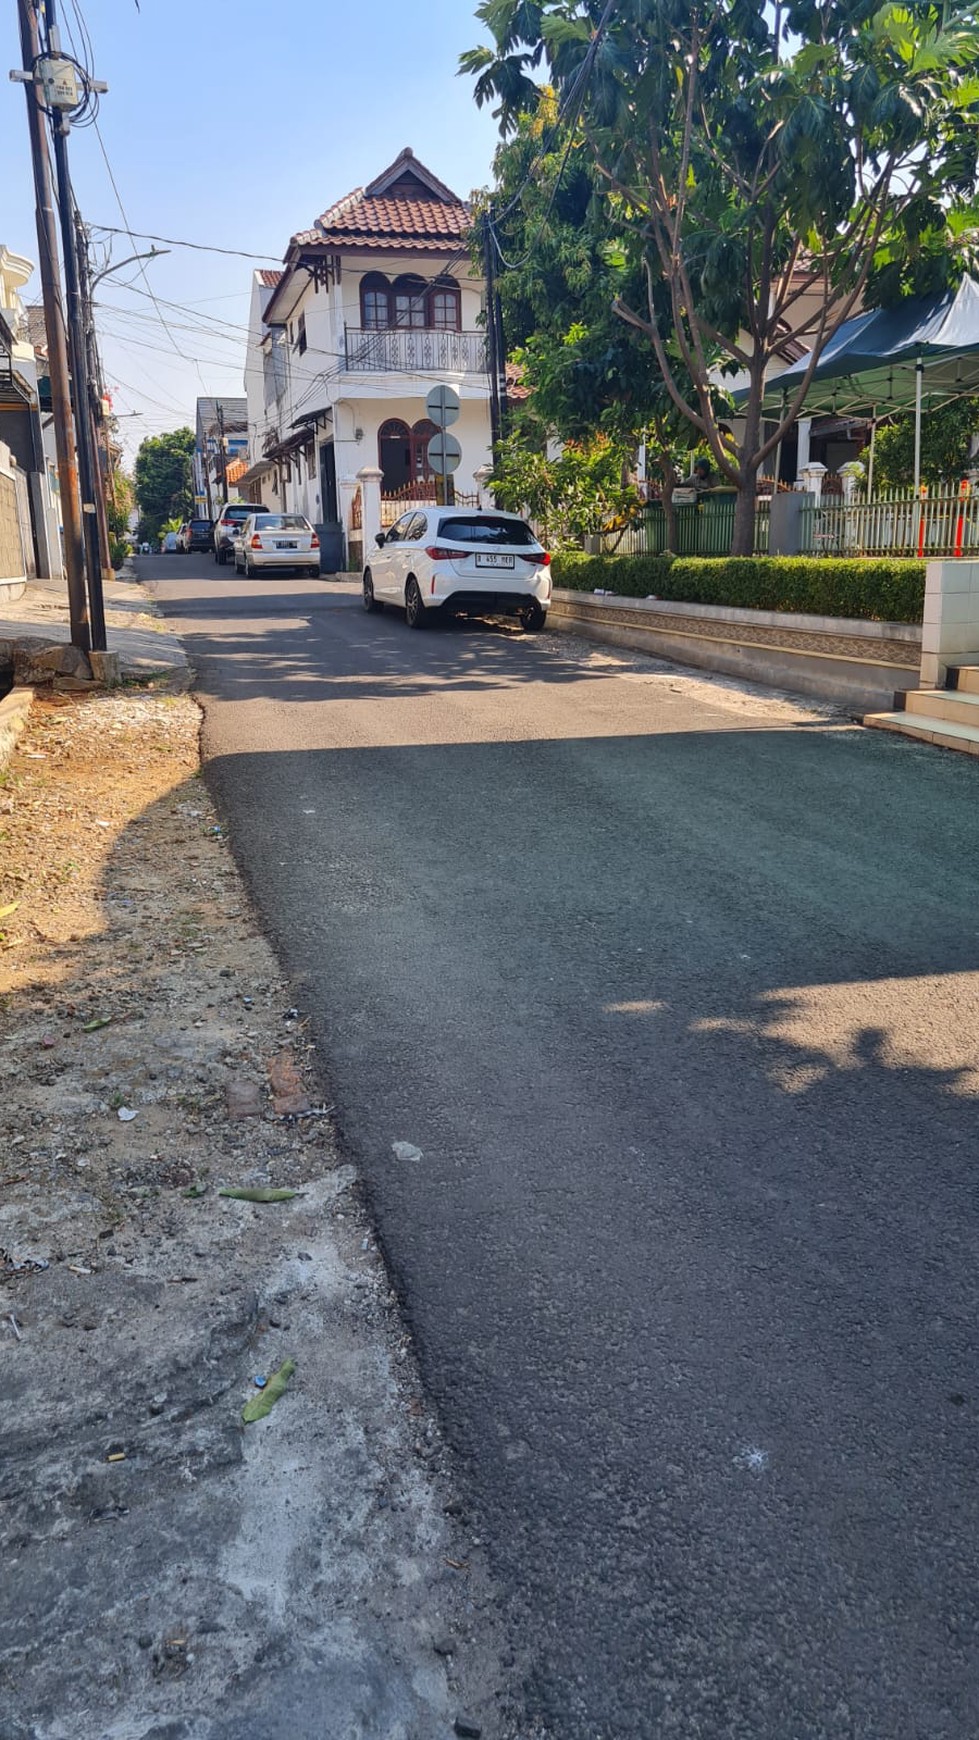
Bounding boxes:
732 367 765 556
731 481 758 557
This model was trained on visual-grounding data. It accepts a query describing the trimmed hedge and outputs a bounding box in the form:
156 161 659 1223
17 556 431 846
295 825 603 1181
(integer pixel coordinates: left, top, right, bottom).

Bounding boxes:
549 552 925 624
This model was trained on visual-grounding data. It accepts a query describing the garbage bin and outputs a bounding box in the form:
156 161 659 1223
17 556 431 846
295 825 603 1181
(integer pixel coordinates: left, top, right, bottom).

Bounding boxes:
315 521 346 574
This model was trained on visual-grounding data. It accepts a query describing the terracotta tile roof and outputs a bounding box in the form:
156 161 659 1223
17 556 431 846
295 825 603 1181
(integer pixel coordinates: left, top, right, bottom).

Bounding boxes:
291 152 470 255
26 304 48 357
257 268 283 288
301 196 470 252
506 361 531 402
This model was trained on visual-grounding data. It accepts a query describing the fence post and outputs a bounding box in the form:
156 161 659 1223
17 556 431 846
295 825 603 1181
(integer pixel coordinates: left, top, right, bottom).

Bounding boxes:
356 465 384 560
920 558 979 688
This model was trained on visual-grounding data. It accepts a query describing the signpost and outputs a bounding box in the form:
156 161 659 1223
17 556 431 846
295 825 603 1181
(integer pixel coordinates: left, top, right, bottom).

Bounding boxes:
426 385 461 505
427 433 462 473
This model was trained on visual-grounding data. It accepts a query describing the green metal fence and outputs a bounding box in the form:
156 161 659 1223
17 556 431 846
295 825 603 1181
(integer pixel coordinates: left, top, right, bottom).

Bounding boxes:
604 493 770 557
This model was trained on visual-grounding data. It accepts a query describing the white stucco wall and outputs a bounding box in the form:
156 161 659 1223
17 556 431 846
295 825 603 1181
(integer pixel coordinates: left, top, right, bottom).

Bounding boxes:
242 246 493 551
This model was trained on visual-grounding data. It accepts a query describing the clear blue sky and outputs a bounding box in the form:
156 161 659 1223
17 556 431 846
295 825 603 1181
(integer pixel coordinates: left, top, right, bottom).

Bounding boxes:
0 0 502 463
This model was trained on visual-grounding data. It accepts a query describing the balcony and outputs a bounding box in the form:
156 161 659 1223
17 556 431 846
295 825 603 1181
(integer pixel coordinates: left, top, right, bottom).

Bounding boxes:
344 326 487 375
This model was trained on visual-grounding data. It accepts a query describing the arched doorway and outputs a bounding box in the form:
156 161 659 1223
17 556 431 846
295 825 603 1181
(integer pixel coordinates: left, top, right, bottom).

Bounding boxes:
378 418 411 492
409 419 438 485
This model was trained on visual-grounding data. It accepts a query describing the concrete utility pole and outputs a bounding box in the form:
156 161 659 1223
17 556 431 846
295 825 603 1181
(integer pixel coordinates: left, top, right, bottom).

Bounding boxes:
43 0 106 648
75 209 114 594
216 401 228 504
482 211 502 457
16 0 90 651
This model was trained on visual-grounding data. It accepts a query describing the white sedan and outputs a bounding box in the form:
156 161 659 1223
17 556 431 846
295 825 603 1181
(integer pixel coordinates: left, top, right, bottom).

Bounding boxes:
363 507 551 630
233 513 321 578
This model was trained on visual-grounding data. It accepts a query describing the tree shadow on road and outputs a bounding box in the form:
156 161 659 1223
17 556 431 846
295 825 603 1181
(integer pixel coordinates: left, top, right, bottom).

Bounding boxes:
151 574 637 705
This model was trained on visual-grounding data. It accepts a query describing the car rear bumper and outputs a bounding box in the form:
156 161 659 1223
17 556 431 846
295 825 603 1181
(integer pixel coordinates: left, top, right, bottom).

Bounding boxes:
437 589 545 616
245 549 320 570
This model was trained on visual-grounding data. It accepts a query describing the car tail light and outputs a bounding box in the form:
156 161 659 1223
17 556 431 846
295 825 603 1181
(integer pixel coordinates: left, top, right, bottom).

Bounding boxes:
527 550 551 565
425 545 456 561
250 534 262 548
310 533 319 549
221 518 234 529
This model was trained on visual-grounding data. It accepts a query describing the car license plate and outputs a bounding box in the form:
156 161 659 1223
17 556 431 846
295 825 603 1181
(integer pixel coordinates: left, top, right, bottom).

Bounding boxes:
475 553 514 568
276 540 298 549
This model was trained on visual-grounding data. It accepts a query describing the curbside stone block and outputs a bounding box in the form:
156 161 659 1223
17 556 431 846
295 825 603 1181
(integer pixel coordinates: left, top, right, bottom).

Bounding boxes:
13 641 93 686
0 685 34 771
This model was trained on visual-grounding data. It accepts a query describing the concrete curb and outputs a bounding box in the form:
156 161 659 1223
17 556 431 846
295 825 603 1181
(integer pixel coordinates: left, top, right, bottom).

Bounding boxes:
0 684 34 771
549 590 919 713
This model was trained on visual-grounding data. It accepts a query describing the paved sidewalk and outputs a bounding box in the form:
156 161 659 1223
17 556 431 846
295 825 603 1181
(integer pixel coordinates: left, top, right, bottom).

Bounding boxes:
0 566 186 677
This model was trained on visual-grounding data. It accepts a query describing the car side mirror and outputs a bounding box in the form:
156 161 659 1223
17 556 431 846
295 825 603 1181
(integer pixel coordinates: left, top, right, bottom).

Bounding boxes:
375 532 386 547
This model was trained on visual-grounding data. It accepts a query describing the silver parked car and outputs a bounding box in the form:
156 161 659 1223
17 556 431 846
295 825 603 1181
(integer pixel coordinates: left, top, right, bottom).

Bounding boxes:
232 512 321 578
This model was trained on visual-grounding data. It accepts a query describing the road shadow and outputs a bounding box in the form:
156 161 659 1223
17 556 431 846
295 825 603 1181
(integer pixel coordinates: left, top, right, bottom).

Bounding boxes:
148 568 632 705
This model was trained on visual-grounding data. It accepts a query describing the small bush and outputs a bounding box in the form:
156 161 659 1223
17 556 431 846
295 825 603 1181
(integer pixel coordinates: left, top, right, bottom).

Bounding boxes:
549 552 925 624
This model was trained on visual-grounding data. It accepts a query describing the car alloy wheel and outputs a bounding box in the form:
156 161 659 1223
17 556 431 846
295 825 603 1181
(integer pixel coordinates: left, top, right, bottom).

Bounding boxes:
405 577 427 629
363 570 381 613
521 601 547 633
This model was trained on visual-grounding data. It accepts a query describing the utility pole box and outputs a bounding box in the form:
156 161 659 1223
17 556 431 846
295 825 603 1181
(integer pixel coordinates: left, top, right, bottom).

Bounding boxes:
37 55 81 109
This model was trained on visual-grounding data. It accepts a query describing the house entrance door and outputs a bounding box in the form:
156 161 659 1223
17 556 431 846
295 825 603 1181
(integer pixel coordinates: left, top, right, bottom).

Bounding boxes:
379 420 411 492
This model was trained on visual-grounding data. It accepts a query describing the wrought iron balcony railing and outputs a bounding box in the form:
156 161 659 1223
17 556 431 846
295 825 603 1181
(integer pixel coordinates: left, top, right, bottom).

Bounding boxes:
344 326 488 374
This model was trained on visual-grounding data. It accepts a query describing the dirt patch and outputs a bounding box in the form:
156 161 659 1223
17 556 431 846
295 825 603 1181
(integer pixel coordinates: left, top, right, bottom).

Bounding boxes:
0 676 516 1740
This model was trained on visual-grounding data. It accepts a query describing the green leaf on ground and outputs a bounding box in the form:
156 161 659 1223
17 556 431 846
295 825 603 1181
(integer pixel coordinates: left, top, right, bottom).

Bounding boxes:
81 1016 113 1032
242 1358 296 1423
218 1186 302 1203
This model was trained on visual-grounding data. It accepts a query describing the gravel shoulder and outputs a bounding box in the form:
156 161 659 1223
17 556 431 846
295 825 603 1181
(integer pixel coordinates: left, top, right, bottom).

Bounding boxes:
0 673 515 1740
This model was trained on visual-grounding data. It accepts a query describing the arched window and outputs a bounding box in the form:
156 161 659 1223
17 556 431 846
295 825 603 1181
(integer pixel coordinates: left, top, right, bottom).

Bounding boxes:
361 272 391 329
429 279 461 332
393 275 427 329
410 419 438 482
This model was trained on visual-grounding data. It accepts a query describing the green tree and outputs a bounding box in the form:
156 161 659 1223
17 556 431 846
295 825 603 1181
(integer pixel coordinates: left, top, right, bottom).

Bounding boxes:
874 397 979 489
463 0 979 553
105 468 135 568
478 96 714 543
134 427 194 545
491 427 642 544
106 468 133 538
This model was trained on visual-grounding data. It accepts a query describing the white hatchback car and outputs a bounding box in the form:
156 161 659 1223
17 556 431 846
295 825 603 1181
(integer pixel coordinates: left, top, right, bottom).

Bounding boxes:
363 508 551 630
233 513 321 579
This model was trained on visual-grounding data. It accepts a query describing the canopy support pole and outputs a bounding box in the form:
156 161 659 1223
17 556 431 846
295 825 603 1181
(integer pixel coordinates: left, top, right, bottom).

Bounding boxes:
771 390 788 490
867 407 877 497
913 360 924 497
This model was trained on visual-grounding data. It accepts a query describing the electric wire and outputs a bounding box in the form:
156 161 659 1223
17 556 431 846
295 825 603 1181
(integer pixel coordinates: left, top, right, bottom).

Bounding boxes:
91 222 286 263
91 115 204 383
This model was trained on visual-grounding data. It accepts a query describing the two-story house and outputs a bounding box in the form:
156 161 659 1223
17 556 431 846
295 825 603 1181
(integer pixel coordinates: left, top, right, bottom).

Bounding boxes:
242 149 492 571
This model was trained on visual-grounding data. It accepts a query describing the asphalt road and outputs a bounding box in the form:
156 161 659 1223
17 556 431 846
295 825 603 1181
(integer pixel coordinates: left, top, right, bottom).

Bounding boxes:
150 556 979 1740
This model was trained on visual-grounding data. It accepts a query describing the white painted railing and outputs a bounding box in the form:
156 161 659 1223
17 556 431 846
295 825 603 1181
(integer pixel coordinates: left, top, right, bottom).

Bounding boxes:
800 488 979 558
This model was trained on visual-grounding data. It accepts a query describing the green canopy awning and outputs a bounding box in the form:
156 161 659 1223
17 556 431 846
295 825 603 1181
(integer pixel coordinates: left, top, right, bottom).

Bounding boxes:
759 276 979 417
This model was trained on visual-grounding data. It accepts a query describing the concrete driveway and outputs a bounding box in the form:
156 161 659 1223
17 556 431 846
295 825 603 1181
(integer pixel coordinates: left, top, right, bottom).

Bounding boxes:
149 556 979 1740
